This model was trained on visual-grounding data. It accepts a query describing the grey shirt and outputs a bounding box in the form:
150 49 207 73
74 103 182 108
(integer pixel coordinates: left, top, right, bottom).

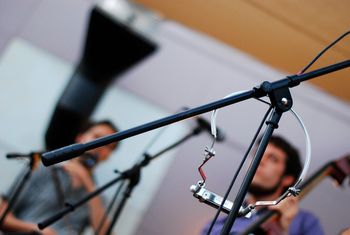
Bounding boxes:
10 164 91 235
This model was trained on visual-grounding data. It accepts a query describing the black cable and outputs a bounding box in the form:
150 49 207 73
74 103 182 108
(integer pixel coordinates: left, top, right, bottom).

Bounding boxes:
255 97 271 106
206 105 273 235
299 30 350 74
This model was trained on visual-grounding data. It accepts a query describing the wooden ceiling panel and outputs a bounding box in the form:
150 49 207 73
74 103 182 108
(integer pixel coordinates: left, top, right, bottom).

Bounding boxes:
247 0 350 55
135 0 350 102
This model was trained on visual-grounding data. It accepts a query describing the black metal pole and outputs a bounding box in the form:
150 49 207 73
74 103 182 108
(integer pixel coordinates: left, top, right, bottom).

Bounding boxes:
0 166 32 228
0 152 39 229
105 169 139 235
38 174 124 230
41 60 350 167
220 108 282 234
95 181 125 235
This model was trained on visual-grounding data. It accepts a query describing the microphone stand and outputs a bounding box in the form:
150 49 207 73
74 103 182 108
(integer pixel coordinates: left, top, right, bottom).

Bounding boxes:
105 126 202 235
0 153 39 229
40 60 350 234
220 107 284 235
38 126 203 233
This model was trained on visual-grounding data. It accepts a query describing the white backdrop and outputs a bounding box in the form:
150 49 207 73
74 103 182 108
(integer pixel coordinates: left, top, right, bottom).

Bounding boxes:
0 38 187 235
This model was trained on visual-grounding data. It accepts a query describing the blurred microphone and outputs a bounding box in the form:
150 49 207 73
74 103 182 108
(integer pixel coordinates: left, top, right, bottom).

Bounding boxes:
80 153 99 169
196 117 226 142
6 152 41 160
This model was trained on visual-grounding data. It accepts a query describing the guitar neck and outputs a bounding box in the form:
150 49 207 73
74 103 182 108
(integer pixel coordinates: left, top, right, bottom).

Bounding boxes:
298 162 333 198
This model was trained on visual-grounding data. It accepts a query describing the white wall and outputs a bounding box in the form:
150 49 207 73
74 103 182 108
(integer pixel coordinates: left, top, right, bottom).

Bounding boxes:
0 38 187 235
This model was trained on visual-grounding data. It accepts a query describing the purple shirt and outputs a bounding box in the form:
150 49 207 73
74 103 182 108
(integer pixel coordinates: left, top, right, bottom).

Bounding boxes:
200 209 324 235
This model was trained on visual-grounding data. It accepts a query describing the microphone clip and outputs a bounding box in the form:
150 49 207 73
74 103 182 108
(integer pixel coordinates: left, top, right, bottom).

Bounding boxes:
190 181 252 218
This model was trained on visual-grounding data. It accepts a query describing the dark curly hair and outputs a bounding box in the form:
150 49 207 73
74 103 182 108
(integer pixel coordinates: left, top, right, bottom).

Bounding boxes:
257 135 302 191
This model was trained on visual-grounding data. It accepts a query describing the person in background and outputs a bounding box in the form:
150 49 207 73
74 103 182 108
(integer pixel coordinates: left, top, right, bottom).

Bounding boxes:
0 120 119 235
200 135 324 235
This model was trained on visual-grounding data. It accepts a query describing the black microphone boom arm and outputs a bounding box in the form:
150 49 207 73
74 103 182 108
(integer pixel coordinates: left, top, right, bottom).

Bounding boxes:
41 60 350 166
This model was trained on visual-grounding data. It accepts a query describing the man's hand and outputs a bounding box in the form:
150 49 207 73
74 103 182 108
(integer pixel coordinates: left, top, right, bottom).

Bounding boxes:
62 160 95 192
0 208 58 235
271 196 299 232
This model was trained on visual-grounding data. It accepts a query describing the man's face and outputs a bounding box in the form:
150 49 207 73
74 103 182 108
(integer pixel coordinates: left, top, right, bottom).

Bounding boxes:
249 143 287 196
76 124 117 164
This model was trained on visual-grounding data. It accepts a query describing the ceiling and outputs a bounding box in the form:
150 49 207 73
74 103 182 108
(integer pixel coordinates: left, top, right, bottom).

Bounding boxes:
135 0 350 102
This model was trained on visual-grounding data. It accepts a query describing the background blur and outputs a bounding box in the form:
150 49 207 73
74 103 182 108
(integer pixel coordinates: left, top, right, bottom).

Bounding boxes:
0 1 349 235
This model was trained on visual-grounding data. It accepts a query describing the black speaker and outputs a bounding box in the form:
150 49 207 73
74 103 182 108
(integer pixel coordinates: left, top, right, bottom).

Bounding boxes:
45 7 157 150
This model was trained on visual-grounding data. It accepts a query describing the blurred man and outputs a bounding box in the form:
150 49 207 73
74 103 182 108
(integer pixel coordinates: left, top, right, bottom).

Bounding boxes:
1 120 118 235
201 135 324 235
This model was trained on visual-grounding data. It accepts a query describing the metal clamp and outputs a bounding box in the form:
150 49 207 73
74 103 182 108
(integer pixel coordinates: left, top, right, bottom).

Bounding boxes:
190 181 252 218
